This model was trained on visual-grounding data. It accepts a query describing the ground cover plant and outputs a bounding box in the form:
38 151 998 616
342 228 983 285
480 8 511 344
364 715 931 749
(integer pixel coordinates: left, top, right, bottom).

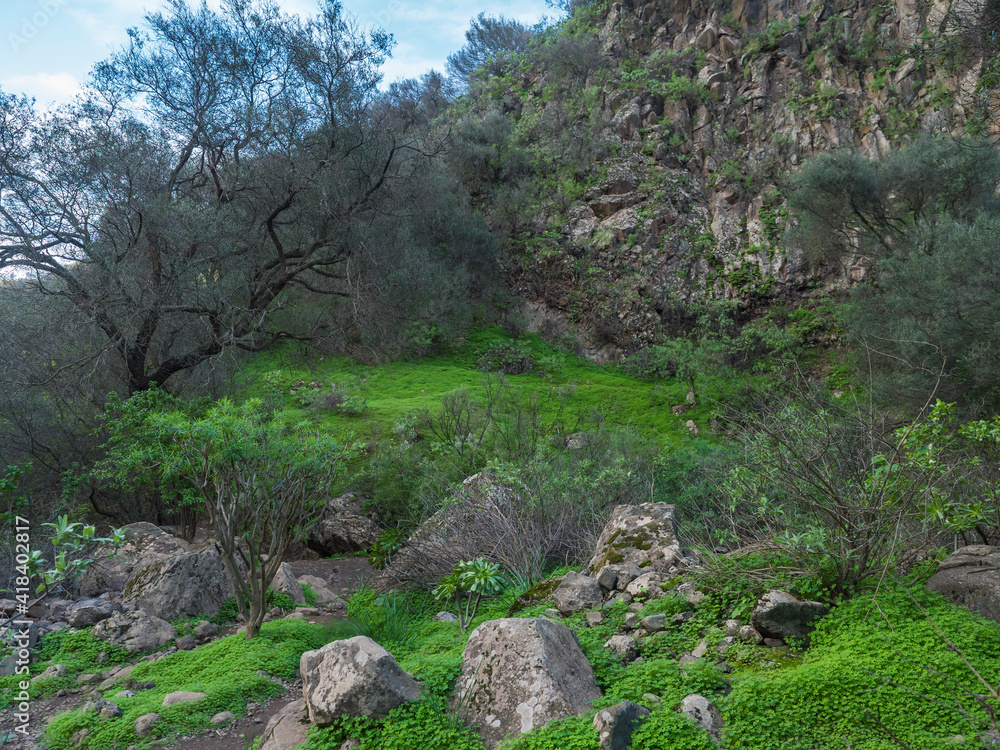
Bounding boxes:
37 619 354 750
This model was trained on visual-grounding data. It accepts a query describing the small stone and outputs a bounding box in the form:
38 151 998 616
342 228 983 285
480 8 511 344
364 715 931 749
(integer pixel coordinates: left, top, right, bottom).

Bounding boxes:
593 701 651 750
211 711 236 726
162 691 206 706
32 664 67 682
623 613 640 629
543 608 563 619
691 640 709 658
678 694 724 742
723 619 741 636
193 620 219 639
640 614 666 632
717 636 735 654
77 674 101 685
175 635 197 651
685 591 707 606
672 611 694 624
763 637 785 648
586 611 605 627
135 713 162 737
95 700 122 718
738 625 763 645
596 567 619 592
433 611 459 622
604 635 639 662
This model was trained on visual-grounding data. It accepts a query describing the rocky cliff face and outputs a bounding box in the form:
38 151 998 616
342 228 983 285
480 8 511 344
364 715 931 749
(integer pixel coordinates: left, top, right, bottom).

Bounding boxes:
493 0 986 360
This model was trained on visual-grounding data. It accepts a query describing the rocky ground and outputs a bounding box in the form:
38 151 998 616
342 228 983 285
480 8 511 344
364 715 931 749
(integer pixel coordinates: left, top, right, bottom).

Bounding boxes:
1 555 373 750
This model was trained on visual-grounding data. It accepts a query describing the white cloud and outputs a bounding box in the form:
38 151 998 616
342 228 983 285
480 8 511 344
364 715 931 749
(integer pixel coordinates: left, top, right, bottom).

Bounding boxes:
2 72 81 104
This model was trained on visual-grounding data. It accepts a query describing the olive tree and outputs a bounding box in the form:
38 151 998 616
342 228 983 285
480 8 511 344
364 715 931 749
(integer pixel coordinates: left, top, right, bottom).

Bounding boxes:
0 0 411 395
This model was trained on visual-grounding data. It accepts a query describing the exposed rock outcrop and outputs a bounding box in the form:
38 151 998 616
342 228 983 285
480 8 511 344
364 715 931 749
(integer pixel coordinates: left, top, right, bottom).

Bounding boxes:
307 493 383 556
455 617 602 748
379 472 528 588
66 599 118 629
926 545 1000 625
122 547 233 620
80 522 190 597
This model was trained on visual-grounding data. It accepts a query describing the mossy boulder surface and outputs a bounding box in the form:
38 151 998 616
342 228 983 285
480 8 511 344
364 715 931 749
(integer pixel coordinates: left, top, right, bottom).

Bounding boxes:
587 503 681 576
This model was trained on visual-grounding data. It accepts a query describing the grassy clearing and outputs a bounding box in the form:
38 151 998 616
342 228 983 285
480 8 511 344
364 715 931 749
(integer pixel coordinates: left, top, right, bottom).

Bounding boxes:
234 326 716 444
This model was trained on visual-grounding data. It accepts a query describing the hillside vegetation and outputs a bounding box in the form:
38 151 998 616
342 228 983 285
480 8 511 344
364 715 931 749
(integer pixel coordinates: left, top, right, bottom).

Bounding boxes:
2 0 1000 747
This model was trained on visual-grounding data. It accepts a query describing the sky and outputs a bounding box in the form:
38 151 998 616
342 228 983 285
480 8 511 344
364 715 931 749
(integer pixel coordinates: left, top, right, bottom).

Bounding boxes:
1 0 555 106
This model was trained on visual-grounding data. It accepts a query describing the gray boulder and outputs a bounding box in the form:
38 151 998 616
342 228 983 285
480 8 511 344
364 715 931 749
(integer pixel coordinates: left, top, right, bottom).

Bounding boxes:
603 635 639 663
300 636 422 726
259 699 311 750
92 610 177 652
455 617 601 748
80 522 190 597
587 503 682 575
308 493 383 556
750 591 828 643
594 701 651 750
162 691 206 706
134 713 162 738
272 563 306 605
679 694 724 743
122 547 233 620
66 599 117 628
926 545 1000 625
551 571 603 615
296 575 339 606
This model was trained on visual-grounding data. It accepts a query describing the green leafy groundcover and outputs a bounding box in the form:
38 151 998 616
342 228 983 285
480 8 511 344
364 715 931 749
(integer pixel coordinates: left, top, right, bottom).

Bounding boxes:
725 588 1000 749
44 619 353 750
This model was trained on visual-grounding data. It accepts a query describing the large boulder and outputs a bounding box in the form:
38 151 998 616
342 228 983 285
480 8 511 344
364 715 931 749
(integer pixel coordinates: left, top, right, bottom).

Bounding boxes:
587 504 687 576
300 636 422 725
66 599 118 629
259 699 311 750
92 610 177 652
122 548 233 620
550 571 604 615
750 590 828 643
308 493 383 556
455 617 602 748
80 522 190 597
272 563 306 605
926 545 1000 625
379 472 529 588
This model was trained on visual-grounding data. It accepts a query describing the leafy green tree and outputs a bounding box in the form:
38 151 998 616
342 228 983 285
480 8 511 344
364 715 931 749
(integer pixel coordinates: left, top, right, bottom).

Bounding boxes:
103 397 350 638
788 137 1000 409
447 13 534 85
